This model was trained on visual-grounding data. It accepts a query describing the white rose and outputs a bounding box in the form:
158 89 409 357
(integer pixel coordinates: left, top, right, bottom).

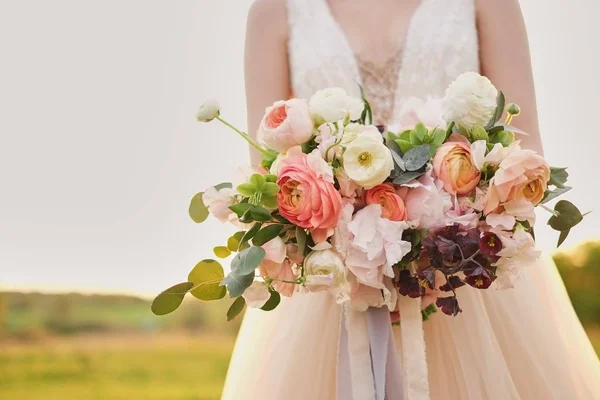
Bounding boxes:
242 281 271 308
442 72 498 130
309 87 364 124
196 99 221 122
303 249 346 292
342 135 394 189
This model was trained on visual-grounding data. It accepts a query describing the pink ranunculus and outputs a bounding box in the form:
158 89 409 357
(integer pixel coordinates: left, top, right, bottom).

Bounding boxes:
257 99 314 153
277 151 343 243
202 186 236 223
483 147 550 215
433 134 481 195
364 183 407 221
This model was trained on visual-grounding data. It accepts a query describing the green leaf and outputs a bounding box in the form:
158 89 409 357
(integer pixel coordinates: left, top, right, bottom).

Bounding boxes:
489 130 515 146
227 296 246 321
227 231 246 252
151 282 194 316
296 226 307 255
240 223 262 249
393 170 425 185
469 126 489 142
445 121 455 136
188 259 227 301
188 192 209 223
264 174 278 183
250 206 273 222
229 203 252 217
213 246 231 258
487 125 504 135
252 224 285 246
557 229 570 247
230 246 266 276
410 123 427 144
549 167 569 189
214 182 232 191
403 144 431 171
431 128 447 146
249 173 266 189
221 273 254 297
390 150 406 171
548 200 584 232
486 90 505 128
395 139 413 154
261 291 281 311
236 183 256 198
262 182 280 196
498 124 527 135
541 186 572 204
261 195 279 210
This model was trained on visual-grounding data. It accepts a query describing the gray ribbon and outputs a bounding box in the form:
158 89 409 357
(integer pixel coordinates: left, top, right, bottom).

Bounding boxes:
337 306 405 400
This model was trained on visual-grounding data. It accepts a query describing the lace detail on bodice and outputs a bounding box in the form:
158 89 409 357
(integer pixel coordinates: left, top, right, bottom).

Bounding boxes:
356 50 403 126
286 0 480 127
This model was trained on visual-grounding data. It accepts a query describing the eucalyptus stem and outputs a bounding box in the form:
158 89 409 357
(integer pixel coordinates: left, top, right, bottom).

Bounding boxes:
216 116 270 157
540 203 559 217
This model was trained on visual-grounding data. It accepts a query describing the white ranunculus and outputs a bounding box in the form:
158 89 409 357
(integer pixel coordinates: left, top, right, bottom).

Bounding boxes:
196 99 221 122
242 281 271 308
340 123 382 145
303 249 346 292
342 135 394 189
442 72 498 130
309 87 364 124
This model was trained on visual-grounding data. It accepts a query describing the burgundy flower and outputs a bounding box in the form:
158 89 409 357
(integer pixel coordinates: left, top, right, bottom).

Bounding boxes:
464 267 495 289
397 269 425 298
436 296 462 316
455 228 480 258
479 232 503 258
439 275 466 292
417 266 437 290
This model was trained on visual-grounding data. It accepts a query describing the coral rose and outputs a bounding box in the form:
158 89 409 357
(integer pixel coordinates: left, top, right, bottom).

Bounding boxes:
277 151 343 242
258 99 314 153
365 183 407 221
433 134 481 195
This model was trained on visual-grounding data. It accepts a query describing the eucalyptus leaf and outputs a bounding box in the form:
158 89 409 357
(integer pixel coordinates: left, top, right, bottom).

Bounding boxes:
393 170 426 185
548 200 584 232
541 186 572 204
189 192 209 223
261 291 281 311
151 282 194 316
214 182 233 191
390 150 406 171
240 223 262 249
252 224 285 246
549 167 569 189
227 296 246 321
403 144 431 171
230 246 266 276
227 231 246 252
557 229 570 247
486 90 505 128
221 273 254 297
188 259 227 301
498 124 528 135
213 246 231 258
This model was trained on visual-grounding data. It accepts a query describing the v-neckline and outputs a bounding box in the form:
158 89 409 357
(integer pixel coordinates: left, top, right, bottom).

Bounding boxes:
320 0 428 122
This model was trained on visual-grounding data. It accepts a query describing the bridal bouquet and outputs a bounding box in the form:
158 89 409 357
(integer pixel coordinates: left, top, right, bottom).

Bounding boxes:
152 72 585 320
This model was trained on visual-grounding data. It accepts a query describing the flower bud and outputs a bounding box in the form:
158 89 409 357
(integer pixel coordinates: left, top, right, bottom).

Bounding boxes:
196 99 220 122
506 103 521 117
469 125 489 142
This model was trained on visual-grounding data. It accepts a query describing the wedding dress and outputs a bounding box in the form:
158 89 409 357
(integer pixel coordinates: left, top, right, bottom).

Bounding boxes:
222 0 600 399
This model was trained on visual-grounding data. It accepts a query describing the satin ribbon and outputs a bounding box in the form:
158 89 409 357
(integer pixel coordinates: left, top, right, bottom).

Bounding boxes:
337 298 430 400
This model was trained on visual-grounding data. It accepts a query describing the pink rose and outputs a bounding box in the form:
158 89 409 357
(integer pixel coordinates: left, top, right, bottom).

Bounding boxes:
202 186 236 223
364 183 407 221
433 134 481 195
257 99 314 153
484 148 550 215
400 172 452 229
277 152 343 243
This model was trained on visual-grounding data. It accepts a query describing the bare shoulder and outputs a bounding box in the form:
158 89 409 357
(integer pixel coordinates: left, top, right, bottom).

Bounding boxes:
475 0 524 22
247 0 288 39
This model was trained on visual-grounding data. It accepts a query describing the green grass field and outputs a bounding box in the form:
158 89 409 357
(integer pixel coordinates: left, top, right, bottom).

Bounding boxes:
0 334 235 400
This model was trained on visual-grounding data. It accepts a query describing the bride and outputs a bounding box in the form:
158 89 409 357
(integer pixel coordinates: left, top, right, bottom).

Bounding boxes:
222 0 600 398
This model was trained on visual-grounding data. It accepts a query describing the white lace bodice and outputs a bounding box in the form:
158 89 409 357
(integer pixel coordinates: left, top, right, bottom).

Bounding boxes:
286 0 480 127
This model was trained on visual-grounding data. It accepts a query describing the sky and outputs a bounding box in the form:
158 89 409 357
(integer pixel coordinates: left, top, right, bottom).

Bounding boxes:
0 0 599 297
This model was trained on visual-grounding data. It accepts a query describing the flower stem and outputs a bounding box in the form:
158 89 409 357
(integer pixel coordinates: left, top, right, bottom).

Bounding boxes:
216 116 270 157
505 114 514 126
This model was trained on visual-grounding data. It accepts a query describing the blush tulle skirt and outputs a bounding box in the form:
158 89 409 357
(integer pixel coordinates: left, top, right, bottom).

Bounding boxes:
221 256 600 400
